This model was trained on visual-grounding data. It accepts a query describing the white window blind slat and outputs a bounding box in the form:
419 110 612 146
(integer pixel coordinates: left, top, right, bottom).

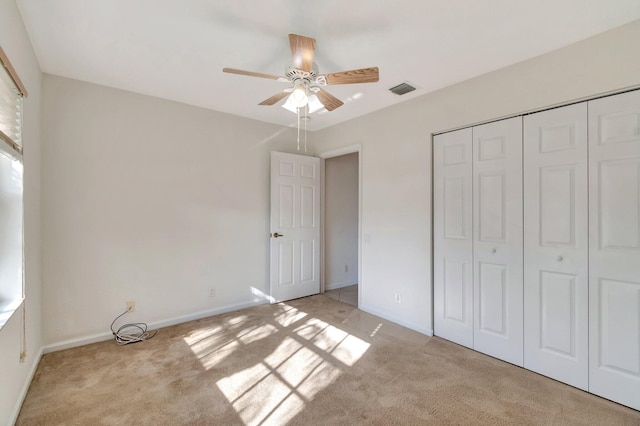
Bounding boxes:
0 59 22 150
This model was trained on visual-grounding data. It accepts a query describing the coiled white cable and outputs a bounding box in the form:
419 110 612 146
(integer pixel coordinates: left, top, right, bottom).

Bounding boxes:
110 310 157 345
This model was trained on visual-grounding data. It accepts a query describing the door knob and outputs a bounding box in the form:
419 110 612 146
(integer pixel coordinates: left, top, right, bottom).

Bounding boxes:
491 248 497 254
557 255 563 261
272 232 284 238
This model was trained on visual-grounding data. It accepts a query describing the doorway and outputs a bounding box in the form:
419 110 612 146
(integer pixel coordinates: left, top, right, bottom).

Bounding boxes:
321 148 360 307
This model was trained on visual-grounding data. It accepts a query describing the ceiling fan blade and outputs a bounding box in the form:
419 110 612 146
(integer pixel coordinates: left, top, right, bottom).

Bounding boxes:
259 91 289 106
288 34 316 73
223 68 283 80
316 89 344 111
325 67 379 85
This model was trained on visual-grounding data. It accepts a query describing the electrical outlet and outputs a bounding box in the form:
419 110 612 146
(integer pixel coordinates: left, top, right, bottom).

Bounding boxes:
209 288 216 298
126 301 135 312
394 293 402 304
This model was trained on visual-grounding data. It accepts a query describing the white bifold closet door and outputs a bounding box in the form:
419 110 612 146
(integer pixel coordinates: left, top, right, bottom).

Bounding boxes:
434 128 474 348
588 90 640 410
523 103 589 390
472 117 523 366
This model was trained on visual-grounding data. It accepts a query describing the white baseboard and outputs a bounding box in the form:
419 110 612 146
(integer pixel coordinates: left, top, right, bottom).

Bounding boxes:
43 299 267 354
359 303 433 337
43 330 114 354
324 281 357 291
10 346 43 426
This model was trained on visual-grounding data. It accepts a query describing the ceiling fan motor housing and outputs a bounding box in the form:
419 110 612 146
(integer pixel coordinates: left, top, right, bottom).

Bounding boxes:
285 63 324 87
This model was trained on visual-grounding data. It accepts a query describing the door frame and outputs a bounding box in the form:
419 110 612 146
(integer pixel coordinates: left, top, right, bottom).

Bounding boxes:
318 143 362 307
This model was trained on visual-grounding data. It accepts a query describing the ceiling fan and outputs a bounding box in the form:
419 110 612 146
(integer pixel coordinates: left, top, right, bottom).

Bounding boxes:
223 34 379 112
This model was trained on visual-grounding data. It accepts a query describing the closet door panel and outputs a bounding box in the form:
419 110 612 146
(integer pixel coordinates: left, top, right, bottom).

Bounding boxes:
434 128 474 348
472 117 523 366
589 90 640 410
523 103 588 390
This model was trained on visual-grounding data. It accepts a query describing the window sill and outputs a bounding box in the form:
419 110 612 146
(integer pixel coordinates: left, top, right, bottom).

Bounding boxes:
0 297 24 331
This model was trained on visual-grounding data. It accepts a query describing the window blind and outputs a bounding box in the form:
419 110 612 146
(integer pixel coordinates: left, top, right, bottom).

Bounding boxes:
0 60 22 152
0 47 27 154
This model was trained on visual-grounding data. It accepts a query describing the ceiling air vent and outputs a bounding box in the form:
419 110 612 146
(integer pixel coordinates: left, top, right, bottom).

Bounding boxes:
389 82 416 95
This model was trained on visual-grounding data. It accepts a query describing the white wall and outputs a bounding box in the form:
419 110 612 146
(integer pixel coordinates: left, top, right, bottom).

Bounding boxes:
0 0 43 423
41 75 309 346
324 153 358 290
314 19 640 335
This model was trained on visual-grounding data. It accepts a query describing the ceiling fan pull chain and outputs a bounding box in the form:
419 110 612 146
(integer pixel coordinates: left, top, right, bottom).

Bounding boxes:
296 107 300 151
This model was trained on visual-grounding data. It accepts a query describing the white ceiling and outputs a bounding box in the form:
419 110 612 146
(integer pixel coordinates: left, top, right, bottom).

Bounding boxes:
16 1 640 131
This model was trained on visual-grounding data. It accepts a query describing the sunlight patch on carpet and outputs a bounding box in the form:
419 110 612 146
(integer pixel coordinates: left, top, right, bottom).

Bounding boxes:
332 334 370 367
274 306 307 327
196 339 240 370
238 323 279 345
295 317 371 366
181 303 372 424
216 340 342 424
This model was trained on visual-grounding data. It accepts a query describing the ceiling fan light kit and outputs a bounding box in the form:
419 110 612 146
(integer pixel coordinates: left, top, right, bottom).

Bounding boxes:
289 82 309 108
282 94 324 115
223 33 380 114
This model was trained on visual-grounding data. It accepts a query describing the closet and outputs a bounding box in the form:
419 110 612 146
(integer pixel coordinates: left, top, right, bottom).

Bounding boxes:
433 89 640 410
433 117 523 366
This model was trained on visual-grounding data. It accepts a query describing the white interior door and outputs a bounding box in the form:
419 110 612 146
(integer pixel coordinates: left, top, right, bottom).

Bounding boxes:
434 128 474 348
270 152 320 303
588 90 640 410
472 117 523 366
523 103 589 390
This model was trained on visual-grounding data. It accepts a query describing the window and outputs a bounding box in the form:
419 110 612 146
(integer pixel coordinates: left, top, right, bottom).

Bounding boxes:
0 46 27 329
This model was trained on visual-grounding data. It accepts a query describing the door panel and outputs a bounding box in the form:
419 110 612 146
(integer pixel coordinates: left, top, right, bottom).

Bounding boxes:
444 177 466 239
278 242 294 286
589 90 640 410
478 173 506 241
270 152 320 302
540 166 575 246
444 259 467 322
473 117 523 366
598 279 640 375
598 159 640 250
300 239 315 282
279 184 295 227
300 184 316 228
434 128 474 348
478 262 507 336
539 271 577 356
524 102 589 390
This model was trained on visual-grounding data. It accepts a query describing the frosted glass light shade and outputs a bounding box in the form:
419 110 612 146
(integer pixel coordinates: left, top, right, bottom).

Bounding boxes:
289 84 308 108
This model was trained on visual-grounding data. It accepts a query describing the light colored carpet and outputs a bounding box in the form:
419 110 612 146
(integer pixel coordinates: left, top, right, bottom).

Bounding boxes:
17 295 640 425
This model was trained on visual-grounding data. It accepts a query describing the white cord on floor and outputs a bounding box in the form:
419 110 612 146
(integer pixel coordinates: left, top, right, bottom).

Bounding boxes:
110 310 157 345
